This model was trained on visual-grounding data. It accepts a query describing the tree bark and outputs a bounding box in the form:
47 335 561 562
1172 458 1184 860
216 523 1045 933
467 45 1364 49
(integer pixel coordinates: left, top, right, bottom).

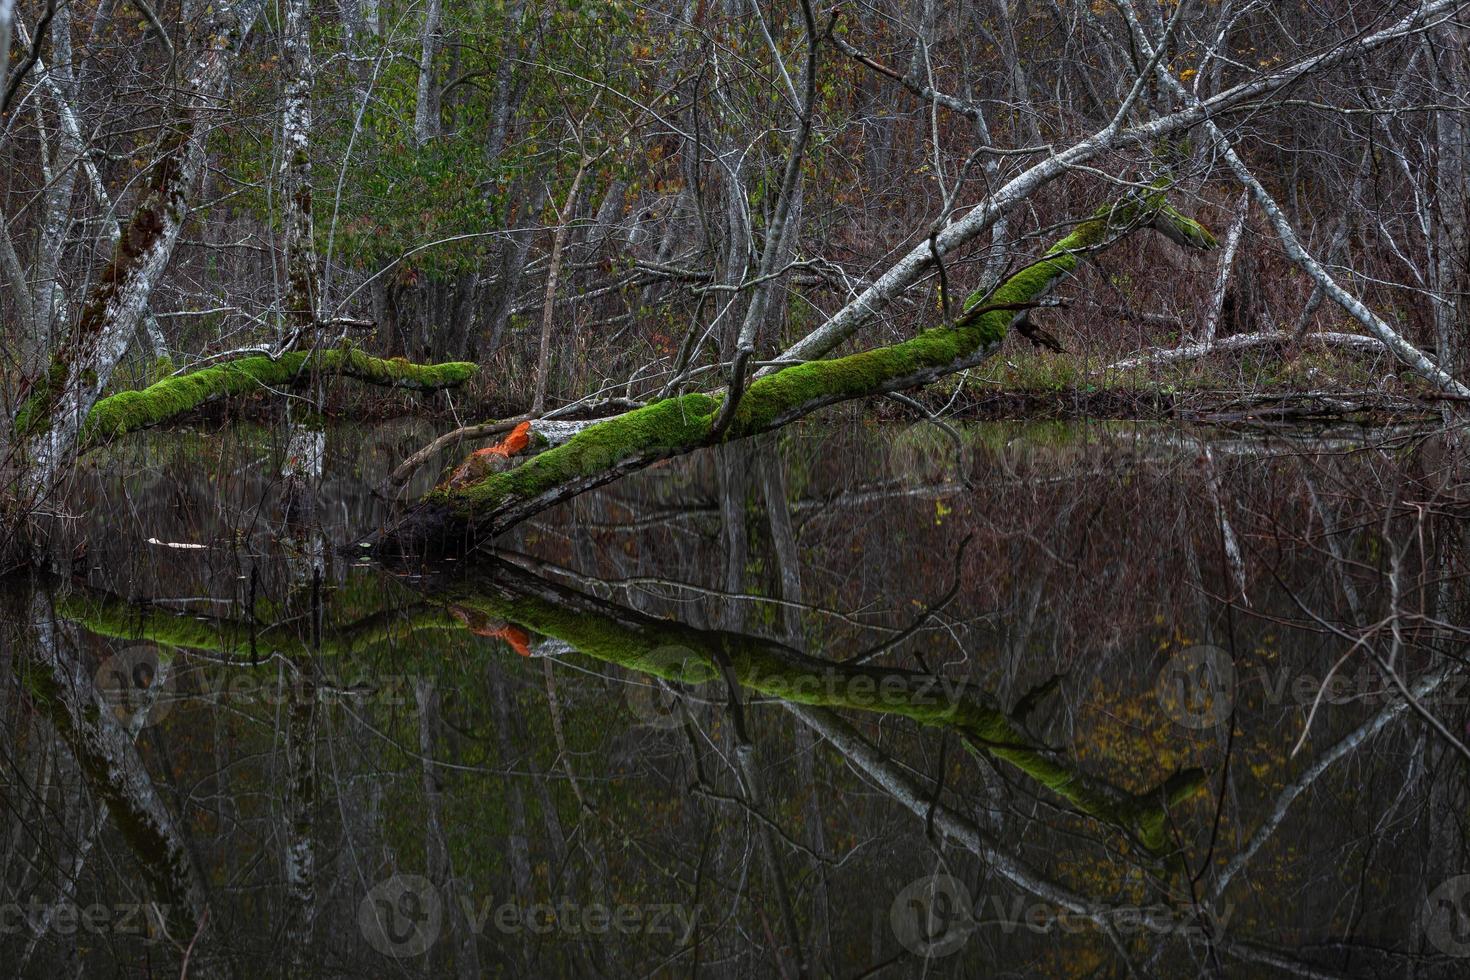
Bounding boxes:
279 0 319 342
1201 191 1250 347
413 0 442 145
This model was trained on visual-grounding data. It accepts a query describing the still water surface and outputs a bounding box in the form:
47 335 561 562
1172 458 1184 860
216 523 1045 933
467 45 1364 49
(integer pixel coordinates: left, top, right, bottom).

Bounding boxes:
2 418 1467 977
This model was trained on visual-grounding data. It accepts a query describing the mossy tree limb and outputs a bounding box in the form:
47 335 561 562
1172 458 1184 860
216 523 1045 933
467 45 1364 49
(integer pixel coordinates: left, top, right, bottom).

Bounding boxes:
78 348 476 445
371 192 1216 556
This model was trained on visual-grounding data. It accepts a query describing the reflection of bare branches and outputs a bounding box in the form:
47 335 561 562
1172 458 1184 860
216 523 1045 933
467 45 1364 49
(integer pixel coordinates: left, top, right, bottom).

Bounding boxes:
23 594 214 958
843 533 972 666
506 548 916 636
1208 662 1461 904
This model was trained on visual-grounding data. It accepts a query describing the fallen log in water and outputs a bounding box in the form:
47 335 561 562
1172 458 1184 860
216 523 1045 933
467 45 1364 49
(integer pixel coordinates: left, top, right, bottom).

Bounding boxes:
366 191 1219 558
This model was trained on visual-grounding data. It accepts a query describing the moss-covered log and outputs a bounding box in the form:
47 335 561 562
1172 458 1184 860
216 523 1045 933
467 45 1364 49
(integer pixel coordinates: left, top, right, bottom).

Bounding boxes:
60 565 1205 854
78 347 476 445
370 192 1215 557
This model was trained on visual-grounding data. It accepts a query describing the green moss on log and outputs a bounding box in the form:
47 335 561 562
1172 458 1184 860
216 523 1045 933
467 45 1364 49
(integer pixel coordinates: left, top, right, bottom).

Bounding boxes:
442 392 720 511
59 590 461 658
81 348 476 443
433 193 1216 524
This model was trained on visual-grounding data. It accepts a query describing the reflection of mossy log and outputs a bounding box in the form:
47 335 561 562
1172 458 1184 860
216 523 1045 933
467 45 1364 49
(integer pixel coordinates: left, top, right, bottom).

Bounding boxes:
372 192 1216 555
63 565 1205 853
80 348 476 444
58 590 463 659
441 561 1205 854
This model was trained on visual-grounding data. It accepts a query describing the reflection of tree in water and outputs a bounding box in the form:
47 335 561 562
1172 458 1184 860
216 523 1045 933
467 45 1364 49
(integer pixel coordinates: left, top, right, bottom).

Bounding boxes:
2 422 1469 976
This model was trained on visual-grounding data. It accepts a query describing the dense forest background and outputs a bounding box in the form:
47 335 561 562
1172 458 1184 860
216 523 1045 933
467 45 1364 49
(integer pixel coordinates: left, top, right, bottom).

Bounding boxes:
2 0 1466 419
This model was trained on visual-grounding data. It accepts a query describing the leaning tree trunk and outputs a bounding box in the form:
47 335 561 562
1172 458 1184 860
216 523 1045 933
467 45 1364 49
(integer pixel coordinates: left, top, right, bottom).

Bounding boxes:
367 190 1217 556
9 0 269 504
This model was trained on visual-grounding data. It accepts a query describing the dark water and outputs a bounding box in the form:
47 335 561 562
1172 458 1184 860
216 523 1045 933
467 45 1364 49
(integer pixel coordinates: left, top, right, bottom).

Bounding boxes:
3 418 1469 977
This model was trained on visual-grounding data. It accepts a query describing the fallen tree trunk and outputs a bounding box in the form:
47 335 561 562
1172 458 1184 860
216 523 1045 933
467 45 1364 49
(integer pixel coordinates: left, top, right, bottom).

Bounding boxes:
367 191 1217 557
72 348 475 445
1104 330 1390 372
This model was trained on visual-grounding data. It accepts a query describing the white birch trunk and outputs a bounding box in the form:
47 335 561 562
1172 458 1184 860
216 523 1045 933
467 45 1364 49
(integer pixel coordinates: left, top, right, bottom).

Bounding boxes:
280 0 320 341
16 0 269 499
413 0 442 145
1200 191 1250 346
28 3 80 357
